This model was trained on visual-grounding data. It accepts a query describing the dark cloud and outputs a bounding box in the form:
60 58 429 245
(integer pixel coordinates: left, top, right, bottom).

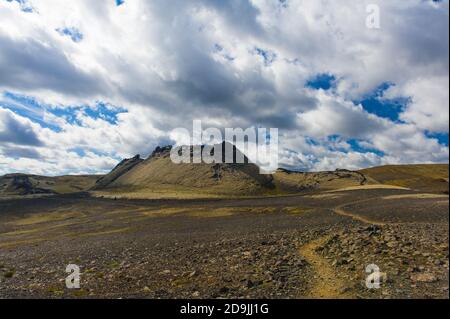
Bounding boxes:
0 109 42 146
0 34 107 97
0 145 41 159
202 0 263 36
389 4 449 73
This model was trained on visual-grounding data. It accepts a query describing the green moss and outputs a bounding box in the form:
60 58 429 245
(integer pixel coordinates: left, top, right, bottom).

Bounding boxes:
72 289 89 297
47 286 64 296
3 269 16 278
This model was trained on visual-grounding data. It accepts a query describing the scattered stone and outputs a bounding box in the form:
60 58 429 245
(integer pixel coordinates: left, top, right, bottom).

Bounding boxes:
411 273 438 283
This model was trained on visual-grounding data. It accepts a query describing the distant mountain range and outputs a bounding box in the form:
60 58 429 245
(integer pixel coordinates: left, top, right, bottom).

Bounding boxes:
0 173 99 196
1 143 448 198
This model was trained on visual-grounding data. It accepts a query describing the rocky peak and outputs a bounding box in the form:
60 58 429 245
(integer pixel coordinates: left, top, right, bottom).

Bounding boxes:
149 145 172 159
117 154 141 167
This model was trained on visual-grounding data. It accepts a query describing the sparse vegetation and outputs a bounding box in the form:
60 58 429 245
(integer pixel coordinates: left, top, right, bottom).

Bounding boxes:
91 144 275 198
360 164 449 194
3 268 15 278
0 174 101 197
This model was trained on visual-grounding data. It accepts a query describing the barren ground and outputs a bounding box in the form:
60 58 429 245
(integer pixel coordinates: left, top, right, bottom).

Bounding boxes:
0 188 448 299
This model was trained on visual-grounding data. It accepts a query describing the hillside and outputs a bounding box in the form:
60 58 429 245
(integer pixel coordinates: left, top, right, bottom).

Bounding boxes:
273 168 377 193
4 149 446 199
92 143 275 198
92 143 449 198
93 154 144 189
0 173 100 197
360 164 449 194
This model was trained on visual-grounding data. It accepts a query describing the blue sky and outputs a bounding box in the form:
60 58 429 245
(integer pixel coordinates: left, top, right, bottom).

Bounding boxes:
306 74 336 91
1 92 127 130
0 0 448 175
56 27 83 43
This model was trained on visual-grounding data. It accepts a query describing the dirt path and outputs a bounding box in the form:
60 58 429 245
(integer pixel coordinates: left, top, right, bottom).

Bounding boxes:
298 199 385 298
300 235 354 299
333 200 386 226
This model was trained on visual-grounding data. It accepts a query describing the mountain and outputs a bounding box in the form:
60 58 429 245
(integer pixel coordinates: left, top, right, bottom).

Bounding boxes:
93 154 144 189
92 142 450 198
91 142 275 198
0 173 100 197
273 168 376 193
3 145 447 199
359 164 449 194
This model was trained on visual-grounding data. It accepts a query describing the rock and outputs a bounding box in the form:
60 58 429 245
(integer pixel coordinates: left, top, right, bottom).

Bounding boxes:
219 286 229 294
434 259 444 266
339 287 352 294
386 241 397 248
411 273 438 283
391 269 399 276
380 272 389 283
246 280 255 288
365 225 382 236
407 266 420 273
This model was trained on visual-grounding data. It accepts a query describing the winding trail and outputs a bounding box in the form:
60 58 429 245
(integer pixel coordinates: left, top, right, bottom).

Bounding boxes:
333 199 386 226
300 235 354 299
299 199 386 298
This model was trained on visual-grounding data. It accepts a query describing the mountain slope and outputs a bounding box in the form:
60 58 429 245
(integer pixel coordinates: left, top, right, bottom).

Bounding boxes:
359 164 449 194
0 174 100 196
273 168 376 193
93 154 144 189
92 143 275 198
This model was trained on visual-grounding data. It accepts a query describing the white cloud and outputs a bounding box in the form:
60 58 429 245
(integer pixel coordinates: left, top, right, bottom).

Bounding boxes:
0 0 448 174
384 76 449 132
296 90 388 139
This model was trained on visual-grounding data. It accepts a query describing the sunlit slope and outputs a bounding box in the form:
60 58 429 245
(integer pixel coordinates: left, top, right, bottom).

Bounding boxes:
92 144 275 197
93 154 143 189
359 164 449 194
91 143 449 198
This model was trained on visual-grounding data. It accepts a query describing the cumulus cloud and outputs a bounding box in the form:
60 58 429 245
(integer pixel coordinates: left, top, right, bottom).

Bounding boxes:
0 108 42 146
296 91 388 139
0 0 448 174
384 76 449 132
